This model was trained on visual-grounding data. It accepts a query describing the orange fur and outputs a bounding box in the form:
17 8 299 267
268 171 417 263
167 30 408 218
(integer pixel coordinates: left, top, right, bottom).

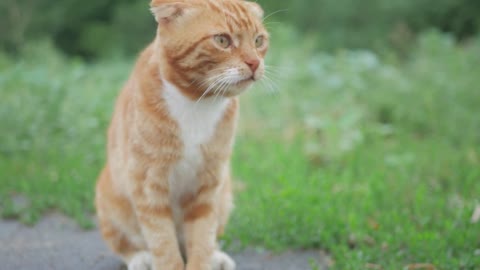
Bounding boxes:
95 1 268 269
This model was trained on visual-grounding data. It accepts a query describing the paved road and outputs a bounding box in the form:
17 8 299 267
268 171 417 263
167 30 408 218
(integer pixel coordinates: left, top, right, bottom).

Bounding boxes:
0 214 330 270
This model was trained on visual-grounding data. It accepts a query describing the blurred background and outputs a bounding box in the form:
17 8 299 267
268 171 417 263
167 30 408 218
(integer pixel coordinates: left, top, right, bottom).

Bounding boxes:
1 0 479 269
1 0 479 57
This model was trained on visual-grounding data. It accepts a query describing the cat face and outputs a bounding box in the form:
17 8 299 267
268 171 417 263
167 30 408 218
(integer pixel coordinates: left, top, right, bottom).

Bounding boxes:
151 0 269 99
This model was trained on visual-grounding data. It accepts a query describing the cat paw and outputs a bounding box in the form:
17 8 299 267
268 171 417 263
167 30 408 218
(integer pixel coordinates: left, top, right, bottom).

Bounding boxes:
128 251 152 270
211 250 236 270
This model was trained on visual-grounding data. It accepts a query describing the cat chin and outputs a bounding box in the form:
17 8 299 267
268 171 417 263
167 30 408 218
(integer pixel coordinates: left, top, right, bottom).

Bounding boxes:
222 83 254 97
230 77 257 94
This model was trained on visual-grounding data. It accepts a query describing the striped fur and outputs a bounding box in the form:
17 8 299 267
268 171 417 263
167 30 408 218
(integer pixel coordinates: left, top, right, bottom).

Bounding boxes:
95 1 268 270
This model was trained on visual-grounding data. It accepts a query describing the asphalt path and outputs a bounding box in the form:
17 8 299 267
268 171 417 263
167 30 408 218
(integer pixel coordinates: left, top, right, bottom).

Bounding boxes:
0 213 330 270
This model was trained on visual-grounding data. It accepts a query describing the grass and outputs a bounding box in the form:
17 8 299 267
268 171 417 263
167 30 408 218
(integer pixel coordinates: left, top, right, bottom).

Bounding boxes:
1 29 479 269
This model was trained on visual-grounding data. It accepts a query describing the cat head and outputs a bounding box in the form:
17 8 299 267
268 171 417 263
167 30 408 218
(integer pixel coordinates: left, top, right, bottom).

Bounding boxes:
150 0 269 99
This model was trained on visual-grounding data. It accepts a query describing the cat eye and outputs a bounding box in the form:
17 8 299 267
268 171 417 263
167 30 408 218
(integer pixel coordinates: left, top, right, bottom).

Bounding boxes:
255 35 265 48
214 34 232 49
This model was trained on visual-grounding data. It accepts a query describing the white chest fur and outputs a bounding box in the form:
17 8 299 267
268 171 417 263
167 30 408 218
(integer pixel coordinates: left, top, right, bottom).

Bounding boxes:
162 80 228 202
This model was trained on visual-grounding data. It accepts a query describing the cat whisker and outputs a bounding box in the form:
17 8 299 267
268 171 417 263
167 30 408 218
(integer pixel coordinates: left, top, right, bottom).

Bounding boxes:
262 9 289 23
190 66 232 89
185 70 235 119
263 69 281 79
213 77 231 102
264 64 291 74
263 21 282 31
219 81 232 99
260 74 278 94
263 76 281 92
197 75 225 103
195 71 226 88
198 70 231 90
263 21 282 26
263 66 286 88
258 80 272 94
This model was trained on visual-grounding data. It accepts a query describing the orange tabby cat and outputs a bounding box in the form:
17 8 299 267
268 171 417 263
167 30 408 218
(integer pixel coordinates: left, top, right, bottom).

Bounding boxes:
95 0 268 269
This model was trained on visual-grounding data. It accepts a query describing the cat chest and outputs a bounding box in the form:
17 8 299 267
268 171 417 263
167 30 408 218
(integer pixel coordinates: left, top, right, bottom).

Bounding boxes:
169 135 210 200
162 81 229 200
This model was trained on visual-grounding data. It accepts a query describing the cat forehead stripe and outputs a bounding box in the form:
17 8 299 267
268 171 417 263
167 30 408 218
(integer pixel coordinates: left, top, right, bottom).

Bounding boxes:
223 1 252 28
205 0 257 30
205 0 223 13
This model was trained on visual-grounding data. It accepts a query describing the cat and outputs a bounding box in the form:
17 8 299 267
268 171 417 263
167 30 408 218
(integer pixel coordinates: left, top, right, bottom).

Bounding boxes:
94 0 269 270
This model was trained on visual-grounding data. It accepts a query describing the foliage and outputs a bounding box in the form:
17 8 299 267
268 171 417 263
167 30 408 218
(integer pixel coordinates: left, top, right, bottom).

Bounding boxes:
1 0 479 57
260 0 480 50
0 41 128 226
1 30 479 268
0 0 154 58
228 29 480 268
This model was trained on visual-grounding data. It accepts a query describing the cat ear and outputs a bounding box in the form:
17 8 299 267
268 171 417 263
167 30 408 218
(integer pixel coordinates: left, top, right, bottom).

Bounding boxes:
150 1 194 24
244 1 264 19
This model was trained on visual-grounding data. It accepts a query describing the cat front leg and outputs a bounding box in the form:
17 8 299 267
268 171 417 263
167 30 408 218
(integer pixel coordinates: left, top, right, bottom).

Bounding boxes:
129 167 184 270
210 250 236 270
183 196 219 270
183 204 236 270
183 177 236 270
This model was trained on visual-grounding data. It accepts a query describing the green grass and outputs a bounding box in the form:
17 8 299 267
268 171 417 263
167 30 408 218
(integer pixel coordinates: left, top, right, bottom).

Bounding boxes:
1 30 480 269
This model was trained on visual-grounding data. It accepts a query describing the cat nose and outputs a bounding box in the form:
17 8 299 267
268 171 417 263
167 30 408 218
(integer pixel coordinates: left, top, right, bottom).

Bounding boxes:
245 58 260 73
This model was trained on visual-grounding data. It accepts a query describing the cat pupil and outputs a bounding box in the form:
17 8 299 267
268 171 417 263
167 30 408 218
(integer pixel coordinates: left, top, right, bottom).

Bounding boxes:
256 36 263 47
215 35 230 48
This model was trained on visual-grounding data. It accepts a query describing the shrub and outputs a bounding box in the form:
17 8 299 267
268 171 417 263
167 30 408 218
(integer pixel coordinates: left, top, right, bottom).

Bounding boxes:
0 0 479 57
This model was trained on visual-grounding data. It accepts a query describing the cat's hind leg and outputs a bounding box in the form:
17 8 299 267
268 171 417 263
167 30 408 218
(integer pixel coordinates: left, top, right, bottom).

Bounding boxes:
96 166 149 269
98 216 150 269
